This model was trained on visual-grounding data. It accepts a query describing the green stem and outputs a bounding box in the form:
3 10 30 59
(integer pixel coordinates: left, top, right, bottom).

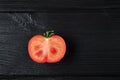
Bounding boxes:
43 30 54 38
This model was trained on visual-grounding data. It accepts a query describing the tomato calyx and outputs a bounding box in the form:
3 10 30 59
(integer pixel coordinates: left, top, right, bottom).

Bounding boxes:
43 30 54 39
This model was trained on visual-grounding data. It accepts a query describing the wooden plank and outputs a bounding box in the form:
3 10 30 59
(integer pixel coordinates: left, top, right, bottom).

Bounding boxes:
0 0 104 11
1 76 120 80
0 0 118 12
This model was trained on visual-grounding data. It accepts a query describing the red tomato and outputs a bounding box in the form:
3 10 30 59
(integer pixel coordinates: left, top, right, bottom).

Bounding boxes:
28 31 66 63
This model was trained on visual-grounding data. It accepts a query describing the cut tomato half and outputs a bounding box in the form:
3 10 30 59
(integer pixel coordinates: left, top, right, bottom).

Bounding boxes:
28 31 66 63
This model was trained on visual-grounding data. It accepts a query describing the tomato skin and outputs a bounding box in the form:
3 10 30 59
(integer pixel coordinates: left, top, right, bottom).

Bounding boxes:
28 34 66 63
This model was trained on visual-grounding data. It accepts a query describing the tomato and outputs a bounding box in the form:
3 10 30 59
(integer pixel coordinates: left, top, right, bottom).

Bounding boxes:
28 31 66 63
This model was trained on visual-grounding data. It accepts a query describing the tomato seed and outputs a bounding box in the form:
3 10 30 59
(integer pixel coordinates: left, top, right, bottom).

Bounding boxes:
50 47 57 54
36 50 43 56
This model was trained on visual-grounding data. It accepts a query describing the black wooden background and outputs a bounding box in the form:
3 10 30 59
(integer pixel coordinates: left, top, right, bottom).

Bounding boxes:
0 0 120 80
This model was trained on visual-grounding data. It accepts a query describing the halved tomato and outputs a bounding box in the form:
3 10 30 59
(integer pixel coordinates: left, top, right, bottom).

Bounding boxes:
28 31 66 63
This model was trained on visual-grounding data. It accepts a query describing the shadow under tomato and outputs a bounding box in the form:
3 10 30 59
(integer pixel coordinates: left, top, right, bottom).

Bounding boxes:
60 36 76 63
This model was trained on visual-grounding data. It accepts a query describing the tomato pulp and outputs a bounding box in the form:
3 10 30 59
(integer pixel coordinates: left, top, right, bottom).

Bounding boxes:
28 31 66 63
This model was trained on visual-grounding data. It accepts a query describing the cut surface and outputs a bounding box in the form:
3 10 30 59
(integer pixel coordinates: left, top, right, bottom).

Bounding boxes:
28 35 66 63
47 35 66 63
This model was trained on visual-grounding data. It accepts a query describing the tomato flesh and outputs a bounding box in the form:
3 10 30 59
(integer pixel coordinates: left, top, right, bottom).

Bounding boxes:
28 35 66 63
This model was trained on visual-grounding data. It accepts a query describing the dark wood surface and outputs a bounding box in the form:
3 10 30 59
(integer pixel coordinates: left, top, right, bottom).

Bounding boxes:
0 0 120 80
0 0 104 12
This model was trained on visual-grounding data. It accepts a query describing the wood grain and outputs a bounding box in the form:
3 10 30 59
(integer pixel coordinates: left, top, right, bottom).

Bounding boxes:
0 12 119 76
0 0 120 79
0 0 104 12
1 76 120 80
